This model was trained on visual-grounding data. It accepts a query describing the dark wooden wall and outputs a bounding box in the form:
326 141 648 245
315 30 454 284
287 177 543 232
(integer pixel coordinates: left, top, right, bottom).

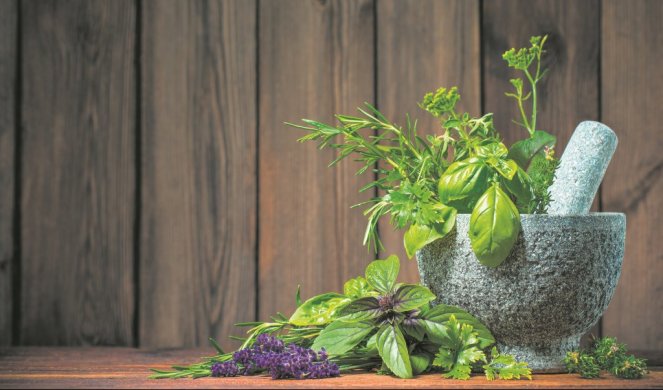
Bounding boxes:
0 0 661 360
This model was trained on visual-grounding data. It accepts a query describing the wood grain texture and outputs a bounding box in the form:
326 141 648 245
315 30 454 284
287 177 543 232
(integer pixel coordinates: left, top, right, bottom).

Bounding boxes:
259 0 375 320
140 0 257 350
0 0 16 346
376 0 481 281
601 0 663 352
482 0 599 149
19 0 135 345
1 348 662 389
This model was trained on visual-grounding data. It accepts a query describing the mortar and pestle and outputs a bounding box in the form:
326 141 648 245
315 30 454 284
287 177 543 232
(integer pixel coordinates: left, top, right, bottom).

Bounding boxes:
416 121 625 372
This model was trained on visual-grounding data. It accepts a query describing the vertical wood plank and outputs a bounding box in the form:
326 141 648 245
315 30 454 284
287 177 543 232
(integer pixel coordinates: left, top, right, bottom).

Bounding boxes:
602 0 663 356
376 0 481 282
0 0 17 346
482 0 599 150
259 0 375 320
20 0 135 345
482 0 600 343
140 0 257 349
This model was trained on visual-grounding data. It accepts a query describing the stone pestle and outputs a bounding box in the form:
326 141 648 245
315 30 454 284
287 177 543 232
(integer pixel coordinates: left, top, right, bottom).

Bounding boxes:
548 121 618 214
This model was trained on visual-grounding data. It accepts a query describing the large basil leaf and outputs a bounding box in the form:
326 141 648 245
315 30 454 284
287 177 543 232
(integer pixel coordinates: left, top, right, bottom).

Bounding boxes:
438 158 490 213
311 320 374 356
392 284 436 312
337 297 382 322
365 255 400 293
289 293 351 326
501 167 533 206
469 183 521 268
377 325 413 379
422 304 495 348
508 130 556 169
343 276 375 299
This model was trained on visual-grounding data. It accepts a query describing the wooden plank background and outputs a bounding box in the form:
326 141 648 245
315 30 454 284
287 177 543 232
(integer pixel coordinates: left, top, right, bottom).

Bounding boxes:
0 0 660 361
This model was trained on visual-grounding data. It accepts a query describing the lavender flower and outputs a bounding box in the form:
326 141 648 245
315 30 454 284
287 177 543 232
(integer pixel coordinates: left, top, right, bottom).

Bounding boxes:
211 361 239 377
216 335 339 380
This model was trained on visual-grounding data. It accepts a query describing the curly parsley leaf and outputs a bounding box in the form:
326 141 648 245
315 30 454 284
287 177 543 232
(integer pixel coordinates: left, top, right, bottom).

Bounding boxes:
483 347 532 380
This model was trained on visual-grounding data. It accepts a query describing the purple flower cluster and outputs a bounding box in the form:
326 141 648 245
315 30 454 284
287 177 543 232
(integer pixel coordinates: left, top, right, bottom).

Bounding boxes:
210 334 340 380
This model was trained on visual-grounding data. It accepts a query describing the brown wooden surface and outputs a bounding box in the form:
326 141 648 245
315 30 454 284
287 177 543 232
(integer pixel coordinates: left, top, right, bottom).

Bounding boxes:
0 0 16 346
376 0 481 281
140 0 257 351
601 0 663 353
0 348 661 389
19 0 135 345
258 0 375 320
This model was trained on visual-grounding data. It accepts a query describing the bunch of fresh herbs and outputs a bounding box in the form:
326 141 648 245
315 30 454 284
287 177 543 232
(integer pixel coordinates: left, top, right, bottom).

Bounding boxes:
564 337 648 379
151 255 530 380
289 35 560 267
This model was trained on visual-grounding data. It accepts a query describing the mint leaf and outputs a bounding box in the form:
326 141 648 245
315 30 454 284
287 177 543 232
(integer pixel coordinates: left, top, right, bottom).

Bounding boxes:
365 255 400 293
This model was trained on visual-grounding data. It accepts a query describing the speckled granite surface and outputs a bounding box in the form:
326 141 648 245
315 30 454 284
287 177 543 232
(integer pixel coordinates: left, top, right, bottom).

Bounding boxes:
548 121 618 214
416 213 626 372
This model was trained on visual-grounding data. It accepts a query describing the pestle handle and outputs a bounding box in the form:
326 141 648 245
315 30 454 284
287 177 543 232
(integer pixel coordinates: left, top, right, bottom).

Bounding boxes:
548 121 618 215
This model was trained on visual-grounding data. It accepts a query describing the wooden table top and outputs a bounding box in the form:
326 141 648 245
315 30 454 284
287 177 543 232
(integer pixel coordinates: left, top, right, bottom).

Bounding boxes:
0 347 661 389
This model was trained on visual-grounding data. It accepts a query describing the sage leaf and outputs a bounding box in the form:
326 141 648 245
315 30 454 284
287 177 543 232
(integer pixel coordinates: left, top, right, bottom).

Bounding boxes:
365 255 399 293
469 183 521 268
508 130 556 169
393 284 436 312
337 297 382 322
423 304 495 348
377 325 413 379
438 158 490 213
311 320 374 356
289 293 351 326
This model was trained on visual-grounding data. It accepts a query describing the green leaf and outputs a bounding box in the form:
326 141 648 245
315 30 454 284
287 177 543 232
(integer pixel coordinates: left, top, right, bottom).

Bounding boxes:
376 325 413 379
483 347 532 380
403 205 456 258
469 183 521 268
508 130 556 169
343 276 375 299
438 158 490 213
501 167 533 206
289 293 351 326
444 364 472 380
295 285 302 307
432 348 455 370
487 158 518 180
392 284 436 312
365 255 400 293
401 320 427 342
410 353 432 375
311 320 374 356
337 297 382 322
422 305 495 348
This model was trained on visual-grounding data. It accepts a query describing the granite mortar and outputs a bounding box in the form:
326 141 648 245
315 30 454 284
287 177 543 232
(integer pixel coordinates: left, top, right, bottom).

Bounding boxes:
416 213 625 373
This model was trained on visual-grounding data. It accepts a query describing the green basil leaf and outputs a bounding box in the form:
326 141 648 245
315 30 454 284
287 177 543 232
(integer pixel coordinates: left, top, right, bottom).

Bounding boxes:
377 325 413 379
410 352 432 375
469 183 521 268
508 130 556 169
423 304 495 348
401 320 427 342
501 167 533 206
337 297 382 322
403 205 457 258
438 158 490 213
311 320 374 356
487 158 518 180
289 293 351 326
366 333 378 351
393 284 436 312
343 276 375 299
475 142 508 159
365 255 400 294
